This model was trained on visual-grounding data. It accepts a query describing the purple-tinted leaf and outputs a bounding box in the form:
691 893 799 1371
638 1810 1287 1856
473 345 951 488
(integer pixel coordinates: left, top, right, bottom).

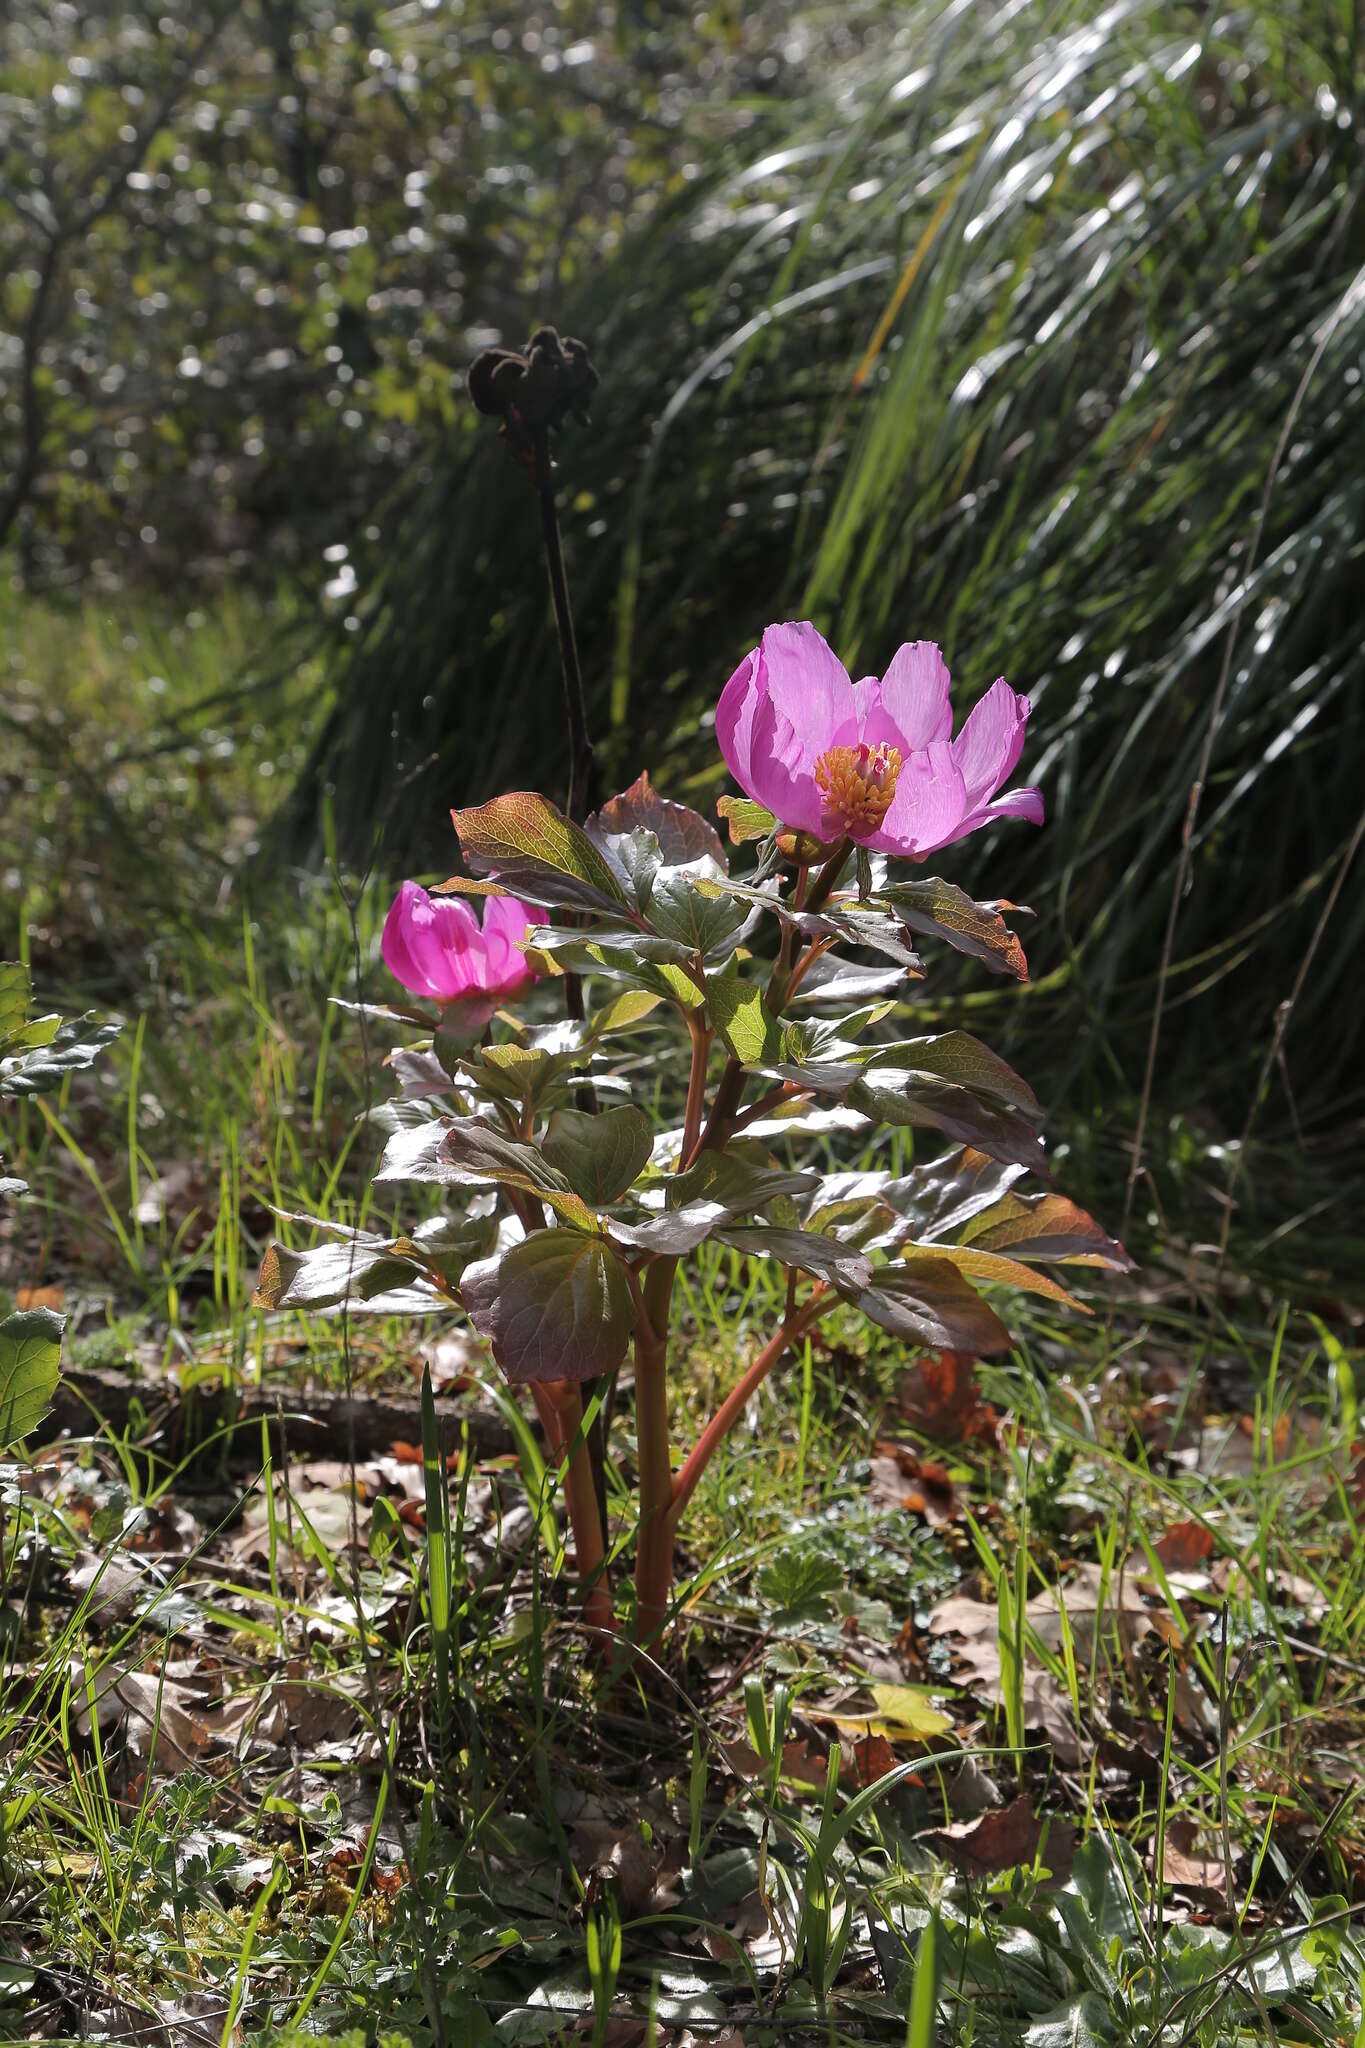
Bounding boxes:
716 1224 872 1291
438 1117 596 1228
847 1073 1048 1177
450 792 630 918
840 1264 1013 1354
864 1033 1041 1115
461 1230 635 1384
888 1147 1029 1241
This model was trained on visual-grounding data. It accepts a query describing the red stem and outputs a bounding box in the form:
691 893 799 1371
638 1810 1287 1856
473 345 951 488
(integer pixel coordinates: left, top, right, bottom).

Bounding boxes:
679 1014 711 1168
631 1259 677 1646
669 1289 834 1527
542 1380 615 1637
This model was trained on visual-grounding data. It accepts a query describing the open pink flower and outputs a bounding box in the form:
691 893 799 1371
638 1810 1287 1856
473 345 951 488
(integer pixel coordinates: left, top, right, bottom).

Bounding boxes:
717 622 1044 856
381 881 540 1007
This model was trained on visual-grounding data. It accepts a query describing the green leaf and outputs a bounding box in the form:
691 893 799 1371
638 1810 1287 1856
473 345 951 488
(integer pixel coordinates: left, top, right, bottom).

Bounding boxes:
461 1042 576 1108
756 1546 844 1626
707 975 781 1067
585 988 665 1038
866 1032 1041 1115
716 794 777 844
644 863 749 959
449 791 630 917
1022 1994 1115 2047
839 1263 1012 1353
0 1308 64 1447
879 878 1031 980
0 1012 123 1097
0 965 30 1051
438 1119 596 1228
900 1243 1085 1310
461 1230 635 1384
542 1105 655 1206
667 1150 820 1216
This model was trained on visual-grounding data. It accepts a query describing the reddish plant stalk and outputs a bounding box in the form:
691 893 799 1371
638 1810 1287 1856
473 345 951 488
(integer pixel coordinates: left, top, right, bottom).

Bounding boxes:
631 1257 678 1643
669 1289 833 1526
679 1015 711 1167
542 1380 615 1637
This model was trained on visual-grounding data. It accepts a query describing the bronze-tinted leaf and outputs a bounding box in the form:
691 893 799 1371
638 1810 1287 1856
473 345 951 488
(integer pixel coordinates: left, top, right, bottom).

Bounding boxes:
451 791 629 918
879 877 1030 980
962 1190 1132 1269
588 771 728 872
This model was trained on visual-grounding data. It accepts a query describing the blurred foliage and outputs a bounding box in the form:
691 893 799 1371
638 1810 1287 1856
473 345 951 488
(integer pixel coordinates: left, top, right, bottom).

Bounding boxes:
4 0 1364 1146
0 0 788 582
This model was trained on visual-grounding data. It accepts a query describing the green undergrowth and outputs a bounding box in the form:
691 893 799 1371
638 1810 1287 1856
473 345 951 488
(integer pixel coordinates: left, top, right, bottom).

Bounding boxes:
2 589 1364 2040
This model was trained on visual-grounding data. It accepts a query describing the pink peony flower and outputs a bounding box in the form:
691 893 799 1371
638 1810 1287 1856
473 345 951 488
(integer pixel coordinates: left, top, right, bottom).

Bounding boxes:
381 881 540 1006
717 622 1044 856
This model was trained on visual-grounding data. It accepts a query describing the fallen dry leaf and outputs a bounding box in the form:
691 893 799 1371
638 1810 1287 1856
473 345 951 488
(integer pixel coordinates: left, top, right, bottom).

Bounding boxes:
917 1796 1075 1881
813 1681 954 1745
1155 1835 1226 1898
1153 1521 1216 1571
870 1440 962 1525
15 1284 64 1310
899 1351 998 1446
840 1732 898 1788
571 1821 660 1914
727 1737 827 1789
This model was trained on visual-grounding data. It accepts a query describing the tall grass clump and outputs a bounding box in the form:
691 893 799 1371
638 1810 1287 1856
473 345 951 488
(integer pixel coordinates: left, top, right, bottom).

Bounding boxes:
286 0 1365 1154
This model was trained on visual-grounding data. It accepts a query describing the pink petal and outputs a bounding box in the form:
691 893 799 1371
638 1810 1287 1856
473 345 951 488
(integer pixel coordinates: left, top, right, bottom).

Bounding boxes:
716 648 762 797
951 678 1030 809
758 622 857 761
480 892 539 993
865 740 968 856
973 784 1045 828
862 641 954 755
382 882 484 1000
718 624 857 836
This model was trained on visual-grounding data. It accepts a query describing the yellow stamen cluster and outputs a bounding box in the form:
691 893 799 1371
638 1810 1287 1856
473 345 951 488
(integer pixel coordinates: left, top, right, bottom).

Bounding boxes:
813 742 902 838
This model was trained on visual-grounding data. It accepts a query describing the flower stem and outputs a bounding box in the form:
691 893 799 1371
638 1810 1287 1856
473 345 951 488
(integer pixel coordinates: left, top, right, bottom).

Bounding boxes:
545 1380 615 1638
679 1015 712 1167
669 1289 834 1526
632 1259 677 1646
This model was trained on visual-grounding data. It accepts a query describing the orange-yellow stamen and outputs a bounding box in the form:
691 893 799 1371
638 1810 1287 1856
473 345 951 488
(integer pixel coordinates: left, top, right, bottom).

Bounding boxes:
814 741 902 838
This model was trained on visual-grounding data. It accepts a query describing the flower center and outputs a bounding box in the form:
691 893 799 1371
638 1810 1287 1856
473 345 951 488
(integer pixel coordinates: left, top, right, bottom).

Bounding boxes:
813 742 902 838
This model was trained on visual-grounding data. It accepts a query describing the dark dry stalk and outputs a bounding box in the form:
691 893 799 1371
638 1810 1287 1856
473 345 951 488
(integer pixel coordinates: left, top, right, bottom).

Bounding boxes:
528 421 606 1521
532 424 593 828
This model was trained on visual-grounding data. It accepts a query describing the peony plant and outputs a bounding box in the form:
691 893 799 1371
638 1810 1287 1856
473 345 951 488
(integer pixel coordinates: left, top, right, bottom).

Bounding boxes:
256 624 1128 1649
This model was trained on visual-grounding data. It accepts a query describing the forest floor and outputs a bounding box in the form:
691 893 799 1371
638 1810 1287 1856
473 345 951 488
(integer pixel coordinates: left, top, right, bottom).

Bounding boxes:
1 594 1362 2045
